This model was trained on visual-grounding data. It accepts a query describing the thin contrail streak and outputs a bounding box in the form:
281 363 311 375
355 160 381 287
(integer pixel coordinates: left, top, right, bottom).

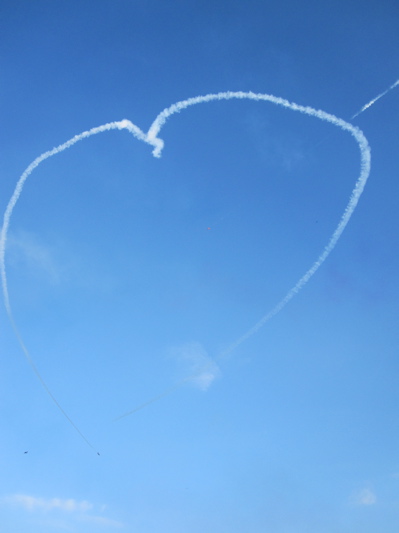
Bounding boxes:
113 380 189 421
2 84 386 430
6 311 99 453
351 78 399 119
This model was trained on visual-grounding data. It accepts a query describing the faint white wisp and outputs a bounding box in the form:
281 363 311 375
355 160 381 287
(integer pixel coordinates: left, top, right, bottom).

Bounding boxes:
5 79 399 433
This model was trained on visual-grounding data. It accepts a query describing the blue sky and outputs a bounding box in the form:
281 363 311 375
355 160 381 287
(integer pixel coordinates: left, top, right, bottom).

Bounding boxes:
1 1 399 531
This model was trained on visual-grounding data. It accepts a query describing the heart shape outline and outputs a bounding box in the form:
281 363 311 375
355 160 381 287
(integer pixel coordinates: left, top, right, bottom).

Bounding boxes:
0 91 371 451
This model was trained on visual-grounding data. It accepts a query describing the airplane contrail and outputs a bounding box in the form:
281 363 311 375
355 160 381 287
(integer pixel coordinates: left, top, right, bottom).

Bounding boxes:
5 312 99 454
115 78 397 419
0 85 385 435
147 91 371 357
0 120 147 453
351 78 399 119
113 380 190 421
0 121 146 322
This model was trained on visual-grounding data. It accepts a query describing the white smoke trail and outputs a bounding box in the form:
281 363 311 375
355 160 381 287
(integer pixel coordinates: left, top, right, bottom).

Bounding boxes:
1 90 373 431
146 91 371 357
147 91 369 158
114 81 398 420
113 381 187 421
351 78 399 119
112 91 373 421
1 120 148 320
0 119 148 452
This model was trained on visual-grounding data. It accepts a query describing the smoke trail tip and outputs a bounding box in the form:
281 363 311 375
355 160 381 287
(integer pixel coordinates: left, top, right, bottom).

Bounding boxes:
147 136 164 158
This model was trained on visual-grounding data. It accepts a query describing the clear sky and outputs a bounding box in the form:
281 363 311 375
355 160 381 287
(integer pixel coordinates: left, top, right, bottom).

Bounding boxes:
1 1 399 531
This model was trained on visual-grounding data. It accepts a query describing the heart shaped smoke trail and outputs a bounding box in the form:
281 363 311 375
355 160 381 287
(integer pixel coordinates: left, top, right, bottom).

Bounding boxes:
3 82 392 450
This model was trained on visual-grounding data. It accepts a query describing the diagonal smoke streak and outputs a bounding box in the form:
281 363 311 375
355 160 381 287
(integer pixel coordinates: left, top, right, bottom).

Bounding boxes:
113 381 188 421
351 78 399 119
5 311 99 453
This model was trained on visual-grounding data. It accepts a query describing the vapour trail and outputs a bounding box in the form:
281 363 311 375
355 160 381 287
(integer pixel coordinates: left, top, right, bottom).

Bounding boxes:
1 120 150 320
0 120 150 453
6 312 99 453
0 89 374 432
112 91 373 422
113 380 190 421
115 80 396 420
147 91 371 359
351 78 399 119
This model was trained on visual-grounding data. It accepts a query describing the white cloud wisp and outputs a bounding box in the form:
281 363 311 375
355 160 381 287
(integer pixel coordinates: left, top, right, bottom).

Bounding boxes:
170 341 220 391
2 494 93 513
351 487 377 506
1 494 124 528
